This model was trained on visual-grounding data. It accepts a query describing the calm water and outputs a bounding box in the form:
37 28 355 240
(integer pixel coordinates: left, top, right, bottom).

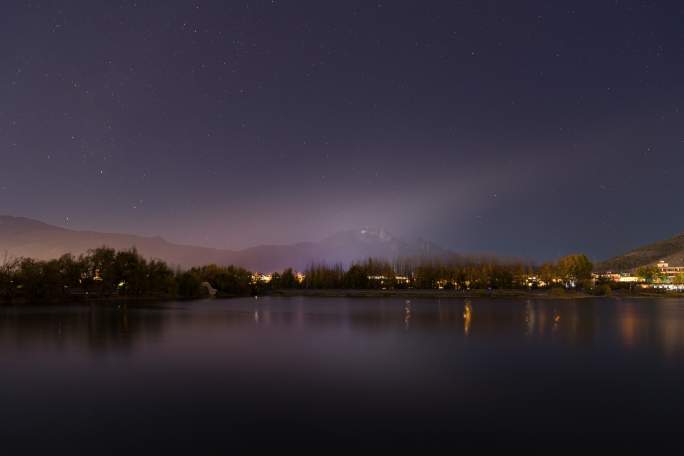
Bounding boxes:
2 296 684 451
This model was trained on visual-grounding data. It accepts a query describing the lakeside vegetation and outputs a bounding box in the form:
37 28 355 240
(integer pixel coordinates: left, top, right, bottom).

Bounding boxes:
0 247 258 302
0 246 610 303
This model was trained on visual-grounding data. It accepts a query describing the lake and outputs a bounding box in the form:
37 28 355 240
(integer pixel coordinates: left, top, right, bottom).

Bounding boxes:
2 296 684 451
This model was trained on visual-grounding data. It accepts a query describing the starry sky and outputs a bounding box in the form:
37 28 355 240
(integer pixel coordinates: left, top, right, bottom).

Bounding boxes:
2 0 684 261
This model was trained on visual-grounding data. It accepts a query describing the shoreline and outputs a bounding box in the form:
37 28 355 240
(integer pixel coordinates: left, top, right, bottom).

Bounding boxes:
266 288 684 300
3 288 684 306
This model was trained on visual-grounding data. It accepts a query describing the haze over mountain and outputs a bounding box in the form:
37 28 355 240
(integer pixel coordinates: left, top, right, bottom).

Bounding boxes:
0 215 450 272
7 214 684 274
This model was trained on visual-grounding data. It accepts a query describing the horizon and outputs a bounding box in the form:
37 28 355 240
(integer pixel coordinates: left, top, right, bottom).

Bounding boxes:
4 1 684 261
1 212 674 265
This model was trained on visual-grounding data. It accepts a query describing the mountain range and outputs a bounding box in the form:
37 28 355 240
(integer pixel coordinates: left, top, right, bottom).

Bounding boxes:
4 214 682 272
0 216 449 272
596 231 684 272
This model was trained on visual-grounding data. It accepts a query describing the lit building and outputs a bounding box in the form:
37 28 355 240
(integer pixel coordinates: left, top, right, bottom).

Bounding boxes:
656 260 684 275
525 276 548 288
593 272 642 283
653 284 684 291
250 273 272 284
618 275 641 283
367 274 412 287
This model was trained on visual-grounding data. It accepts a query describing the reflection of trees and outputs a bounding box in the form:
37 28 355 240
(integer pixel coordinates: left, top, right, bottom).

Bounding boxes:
3 298 684 359
0 299 590 347
0 304 168 353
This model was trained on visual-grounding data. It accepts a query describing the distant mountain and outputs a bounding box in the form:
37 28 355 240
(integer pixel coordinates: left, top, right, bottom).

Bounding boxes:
597 231 684 272
0 216 452 272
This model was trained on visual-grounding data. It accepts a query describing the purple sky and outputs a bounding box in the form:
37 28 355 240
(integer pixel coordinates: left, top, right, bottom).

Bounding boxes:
2 0 684 260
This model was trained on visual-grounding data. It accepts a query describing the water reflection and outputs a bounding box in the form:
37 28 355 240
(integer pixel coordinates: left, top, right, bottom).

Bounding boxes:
404 300 412 330
524 301 535 335
2 296 684 451
0 303 168 354
619 303 639 348
1 297 684 360
463 301 472 335
657 301 684 357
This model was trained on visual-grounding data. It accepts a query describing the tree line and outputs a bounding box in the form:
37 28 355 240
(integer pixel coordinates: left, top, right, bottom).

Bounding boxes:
0 246 595 303
0 247 253 302
298 255 594 290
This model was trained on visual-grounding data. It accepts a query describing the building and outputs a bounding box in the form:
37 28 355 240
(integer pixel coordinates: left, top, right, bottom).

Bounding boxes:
368 274 412 287
593 272 642 283
656 260 684 276
617 275 641 283
251 273 272 284
653 284 684 291
526 276 548 288
251 271 305 285
200 281 217 297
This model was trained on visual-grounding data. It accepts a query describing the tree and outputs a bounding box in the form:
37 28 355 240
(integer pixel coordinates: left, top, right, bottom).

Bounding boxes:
538 262 558 286
147 259 176 296
16 258 51 301
0 255 20 301
87 247 117 291
344 264 368 289
556 254 593 288
280 268 297 289
56 254 84 292
192 264 252 296
177 271 201 298
636 265 659 284
113 248 148 296
303 263 344 289
269 272 281 290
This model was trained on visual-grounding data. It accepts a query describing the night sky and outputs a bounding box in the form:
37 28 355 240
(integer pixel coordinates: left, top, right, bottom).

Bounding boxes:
2 0 684 261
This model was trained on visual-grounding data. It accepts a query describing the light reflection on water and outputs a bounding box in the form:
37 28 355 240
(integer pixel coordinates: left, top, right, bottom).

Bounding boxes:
2 296 684 450
463 300 472 335
4 297 684 359
3 297 684 357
